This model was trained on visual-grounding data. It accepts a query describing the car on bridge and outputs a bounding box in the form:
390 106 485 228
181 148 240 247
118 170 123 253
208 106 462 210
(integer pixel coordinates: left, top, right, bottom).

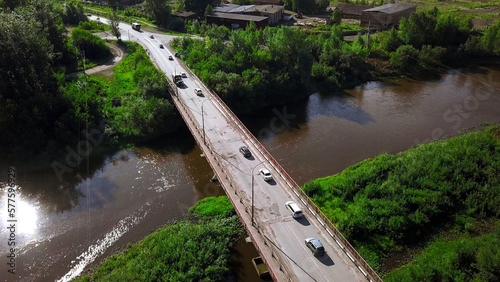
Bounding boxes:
305 237 325 256
168 55 173 60
194 88 203 96
285 201 303 218
239 146 251 157
159 44 164 49
259 168 273 181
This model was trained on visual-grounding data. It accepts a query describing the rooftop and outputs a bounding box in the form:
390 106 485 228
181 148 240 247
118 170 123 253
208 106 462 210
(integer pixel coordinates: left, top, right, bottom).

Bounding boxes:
245 4 284 14
208 12 269 22
363 3 416 14
336 3 373 15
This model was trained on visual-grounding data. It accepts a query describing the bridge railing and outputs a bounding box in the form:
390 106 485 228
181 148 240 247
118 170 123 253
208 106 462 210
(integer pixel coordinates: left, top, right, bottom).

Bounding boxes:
168 83 292 282
205 87 382 282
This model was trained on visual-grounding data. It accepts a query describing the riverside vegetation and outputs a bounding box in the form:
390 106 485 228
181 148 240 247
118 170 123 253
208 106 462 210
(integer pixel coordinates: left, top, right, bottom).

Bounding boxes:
172 8 499 114
0 0 180 164
75 196 244 281
302 126 500 279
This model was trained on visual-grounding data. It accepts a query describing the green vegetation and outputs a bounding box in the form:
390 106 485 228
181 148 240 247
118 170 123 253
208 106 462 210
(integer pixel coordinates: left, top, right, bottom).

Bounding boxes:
71 27 111 60
385 227 500 281
0 0 179 163
174 8 499 113
75 197 243 281
79 20 111 33
302 126 500 272
64 41 180 144
83 0 185 31
189 196 235 219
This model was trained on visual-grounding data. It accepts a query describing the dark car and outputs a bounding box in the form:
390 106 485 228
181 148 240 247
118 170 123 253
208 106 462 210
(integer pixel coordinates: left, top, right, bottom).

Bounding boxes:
305 237 325 256
159 44 164 49
239 146 251 157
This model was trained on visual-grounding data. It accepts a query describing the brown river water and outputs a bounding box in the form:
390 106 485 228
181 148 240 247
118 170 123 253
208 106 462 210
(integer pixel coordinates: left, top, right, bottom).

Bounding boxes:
1 65 499 281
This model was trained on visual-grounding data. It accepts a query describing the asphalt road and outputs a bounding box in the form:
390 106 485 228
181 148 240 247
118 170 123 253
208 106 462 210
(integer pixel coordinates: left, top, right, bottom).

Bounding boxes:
93 16 368 282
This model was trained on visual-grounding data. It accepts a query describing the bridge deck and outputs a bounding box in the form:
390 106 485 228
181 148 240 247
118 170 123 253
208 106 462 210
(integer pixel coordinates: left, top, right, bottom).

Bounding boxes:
120 22 380 282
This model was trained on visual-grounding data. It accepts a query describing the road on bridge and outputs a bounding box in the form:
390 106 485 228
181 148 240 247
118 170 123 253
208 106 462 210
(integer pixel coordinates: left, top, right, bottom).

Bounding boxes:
94 16 372 282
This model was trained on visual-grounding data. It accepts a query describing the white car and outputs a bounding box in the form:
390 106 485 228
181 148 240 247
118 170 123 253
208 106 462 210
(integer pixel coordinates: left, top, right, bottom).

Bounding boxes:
285 201 303 218
194 88 203 96
259 168 273 181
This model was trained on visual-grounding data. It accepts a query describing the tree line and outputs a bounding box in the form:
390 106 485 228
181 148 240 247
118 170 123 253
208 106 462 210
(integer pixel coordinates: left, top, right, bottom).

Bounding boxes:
173 9 499 114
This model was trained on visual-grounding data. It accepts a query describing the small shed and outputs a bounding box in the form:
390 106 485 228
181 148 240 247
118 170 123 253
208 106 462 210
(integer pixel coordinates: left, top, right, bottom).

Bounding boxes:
334 3 373 20
360 3 417 30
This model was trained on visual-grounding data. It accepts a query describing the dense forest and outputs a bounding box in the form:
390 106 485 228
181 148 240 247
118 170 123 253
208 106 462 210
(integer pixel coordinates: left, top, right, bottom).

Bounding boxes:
173 8 499 114
75 196 243 281
0 0 178 163
302 126 500 276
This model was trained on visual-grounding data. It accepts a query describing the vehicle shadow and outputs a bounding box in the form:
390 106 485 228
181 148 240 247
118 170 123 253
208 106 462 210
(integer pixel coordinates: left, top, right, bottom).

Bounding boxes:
317 254 335 266
267 179 277 186
296 216 311 226
246 155 256 161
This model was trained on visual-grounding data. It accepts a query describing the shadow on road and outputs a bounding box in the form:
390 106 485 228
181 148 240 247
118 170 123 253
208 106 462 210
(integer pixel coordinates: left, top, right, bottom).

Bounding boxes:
317 254 335 266
296 216 311 226
267 179 277 186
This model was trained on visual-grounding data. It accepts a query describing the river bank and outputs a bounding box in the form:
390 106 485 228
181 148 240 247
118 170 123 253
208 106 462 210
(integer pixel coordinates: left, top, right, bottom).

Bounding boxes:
74 196 243 281
302 125 500 278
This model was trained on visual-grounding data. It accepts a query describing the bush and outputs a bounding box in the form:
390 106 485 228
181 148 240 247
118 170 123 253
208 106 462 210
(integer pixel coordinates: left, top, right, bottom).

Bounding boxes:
390 45 419 71
71 27 111 60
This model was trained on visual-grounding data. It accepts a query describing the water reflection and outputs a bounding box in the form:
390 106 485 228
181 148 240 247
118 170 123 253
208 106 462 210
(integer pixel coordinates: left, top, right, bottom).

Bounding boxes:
0 190 39 235
307 92 375 124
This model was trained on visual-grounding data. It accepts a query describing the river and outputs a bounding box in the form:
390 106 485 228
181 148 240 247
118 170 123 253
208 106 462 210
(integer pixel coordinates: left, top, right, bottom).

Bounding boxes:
1 65 499 281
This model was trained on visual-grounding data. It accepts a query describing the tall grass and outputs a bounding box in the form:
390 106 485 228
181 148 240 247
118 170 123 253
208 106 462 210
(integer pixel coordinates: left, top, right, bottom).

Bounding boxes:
303 126 500 270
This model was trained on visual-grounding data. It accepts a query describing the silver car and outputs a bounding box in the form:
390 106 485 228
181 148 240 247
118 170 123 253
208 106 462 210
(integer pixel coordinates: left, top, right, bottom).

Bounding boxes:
305 237 325 256
285 201 303 218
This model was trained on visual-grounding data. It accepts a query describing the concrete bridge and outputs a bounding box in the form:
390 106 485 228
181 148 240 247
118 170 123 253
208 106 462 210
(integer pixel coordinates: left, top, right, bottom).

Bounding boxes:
109 18 381 282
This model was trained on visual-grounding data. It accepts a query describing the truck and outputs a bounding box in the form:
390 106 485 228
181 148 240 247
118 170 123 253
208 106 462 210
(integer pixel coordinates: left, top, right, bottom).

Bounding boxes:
172 72 183 86
131 23 141 31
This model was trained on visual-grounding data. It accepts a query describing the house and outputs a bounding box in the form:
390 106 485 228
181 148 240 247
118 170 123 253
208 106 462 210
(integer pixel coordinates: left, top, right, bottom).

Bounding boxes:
242 5 284 25
206 13 269 29
212 4 285 26
333 3 373 20
360 3 417 30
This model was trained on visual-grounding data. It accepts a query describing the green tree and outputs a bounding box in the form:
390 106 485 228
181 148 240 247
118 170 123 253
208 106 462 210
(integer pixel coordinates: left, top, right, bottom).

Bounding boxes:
390 44 419 71
143 0 171 27
331 9 342 25
71 27 111 60
204 4 213 17
61 0 87 25
110 9 121 40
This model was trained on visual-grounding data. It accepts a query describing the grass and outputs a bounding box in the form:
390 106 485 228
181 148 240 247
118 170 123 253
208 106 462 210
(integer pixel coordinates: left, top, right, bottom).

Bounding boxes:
302 125 500 273
384 225 500 281
74 197 244 281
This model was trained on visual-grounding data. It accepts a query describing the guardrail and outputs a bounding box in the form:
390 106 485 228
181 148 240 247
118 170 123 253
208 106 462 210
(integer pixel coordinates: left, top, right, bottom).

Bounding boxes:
168 83 291 282
165 59 381 281
205 87 382 282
